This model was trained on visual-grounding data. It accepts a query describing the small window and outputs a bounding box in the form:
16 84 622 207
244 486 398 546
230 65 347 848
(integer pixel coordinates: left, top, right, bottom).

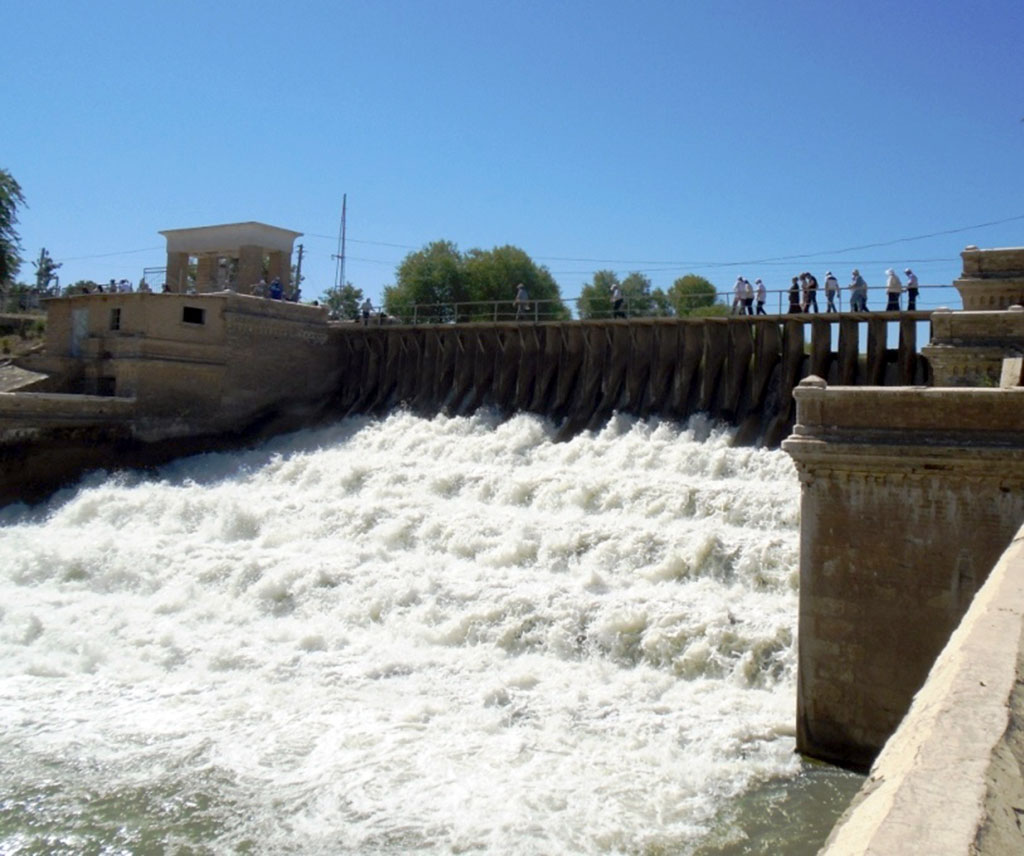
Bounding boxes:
109 308 121 331
182 306 206 325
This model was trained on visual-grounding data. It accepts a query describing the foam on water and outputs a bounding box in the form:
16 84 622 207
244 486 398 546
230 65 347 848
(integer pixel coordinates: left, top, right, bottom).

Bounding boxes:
0 410 803 854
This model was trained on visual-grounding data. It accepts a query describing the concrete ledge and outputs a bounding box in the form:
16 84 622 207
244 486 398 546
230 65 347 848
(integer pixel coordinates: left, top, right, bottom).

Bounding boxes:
0 391 135 425
821 526 1024 855
790 384 1024 437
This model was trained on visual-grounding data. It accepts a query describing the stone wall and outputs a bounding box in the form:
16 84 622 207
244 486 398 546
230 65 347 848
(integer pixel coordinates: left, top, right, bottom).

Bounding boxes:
783 380 1024 769
955 246 1024 311
819 525 1024 855
924 305 1024 386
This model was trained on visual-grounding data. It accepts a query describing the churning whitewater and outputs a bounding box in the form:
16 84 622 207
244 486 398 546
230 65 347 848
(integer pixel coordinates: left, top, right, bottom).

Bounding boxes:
0 411 804 854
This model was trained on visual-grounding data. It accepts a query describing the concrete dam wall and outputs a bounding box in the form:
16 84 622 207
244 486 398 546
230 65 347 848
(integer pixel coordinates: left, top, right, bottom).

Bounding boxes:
332 314 930 444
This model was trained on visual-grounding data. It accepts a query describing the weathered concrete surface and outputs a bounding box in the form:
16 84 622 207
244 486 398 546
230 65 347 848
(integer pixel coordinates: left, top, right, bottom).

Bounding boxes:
336 314 931 445
924 306 1024 387
783 380 1024 769
955 245 1024 311
819 526 1024 855
1 293 339 505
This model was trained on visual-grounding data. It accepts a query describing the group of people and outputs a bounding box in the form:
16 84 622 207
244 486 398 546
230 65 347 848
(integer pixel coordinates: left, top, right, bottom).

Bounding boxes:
731 268 921 315
81 278 148 294
731 277 770 315
251 277 301 302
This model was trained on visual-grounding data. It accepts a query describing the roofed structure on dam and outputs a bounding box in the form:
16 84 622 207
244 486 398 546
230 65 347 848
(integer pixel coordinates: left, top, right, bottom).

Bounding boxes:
159 221 303 296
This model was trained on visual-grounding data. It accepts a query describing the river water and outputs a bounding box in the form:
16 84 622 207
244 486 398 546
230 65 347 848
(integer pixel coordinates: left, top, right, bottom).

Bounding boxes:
0 411 861 854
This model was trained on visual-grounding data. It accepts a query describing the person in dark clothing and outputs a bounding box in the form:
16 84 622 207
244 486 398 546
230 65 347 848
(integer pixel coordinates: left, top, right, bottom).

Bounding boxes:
804 272 820 313
788 277 802 313
905 268 919 311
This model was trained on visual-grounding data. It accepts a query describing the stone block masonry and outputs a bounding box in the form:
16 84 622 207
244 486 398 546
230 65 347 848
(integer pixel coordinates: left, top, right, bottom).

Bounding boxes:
783 379 1024 769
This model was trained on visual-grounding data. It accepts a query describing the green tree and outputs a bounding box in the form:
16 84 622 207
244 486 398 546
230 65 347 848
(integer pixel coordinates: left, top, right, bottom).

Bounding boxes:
1 168 27 288
462 245 569 320
667 274 720 315
322 282 364 320
384 240 467 323
576 270 619 319
384 240 568 322
649 287 674 317
619 271 655 317
64 280 99 295
33 247 62 296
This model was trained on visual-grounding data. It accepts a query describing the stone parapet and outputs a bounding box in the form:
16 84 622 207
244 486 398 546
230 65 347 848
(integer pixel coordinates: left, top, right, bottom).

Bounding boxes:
954 245 1024 311
783 379 1024 769
923 307 1024 386
819 525 1024 855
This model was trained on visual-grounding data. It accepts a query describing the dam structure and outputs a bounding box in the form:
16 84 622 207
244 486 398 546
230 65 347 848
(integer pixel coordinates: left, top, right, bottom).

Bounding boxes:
1 300 932 504
4 224 1024 851
333 310 930 446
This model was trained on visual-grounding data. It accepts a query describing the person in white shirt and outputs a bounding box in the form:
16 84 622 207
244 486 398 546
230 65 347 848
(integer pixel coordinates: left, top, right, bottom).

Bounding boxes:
732 277 745 314
885 269 903 312
610 283 625 318
741 278 755 315
755 278 767 315
824 271 839 313
514 283 530 319
361 297 373 325
904 268 919 310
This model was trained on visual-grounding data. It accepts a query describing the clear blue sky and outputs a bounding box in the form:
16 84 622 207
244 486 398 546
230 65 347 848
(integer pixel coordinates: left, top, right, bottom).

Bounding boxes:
7 0 1023 309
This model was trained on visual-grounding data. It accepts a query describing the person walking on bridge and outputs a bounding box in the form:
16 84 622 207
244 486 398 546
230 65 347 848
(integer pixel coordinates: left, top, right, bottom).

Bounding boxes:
850 269 869 311
741 278 755 315
755 278 767 315
732 277 745 314
824 271 839 312
788 277 802 313
514 283 529 320
904 268 919 310
885 268 903 312
804 272 820 313
611 283 625 318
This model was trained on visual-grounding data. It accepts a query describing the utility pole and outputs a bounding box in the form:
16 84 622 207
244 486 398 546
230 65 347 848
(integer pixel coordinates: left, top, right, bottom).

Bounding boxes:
332 193 347 290
294 243 304 297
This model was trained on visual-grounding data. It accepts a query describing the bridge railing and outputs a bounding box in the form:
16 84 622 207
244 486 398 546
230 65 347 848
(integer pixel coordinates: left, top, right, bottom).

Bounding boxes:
361 284 956 324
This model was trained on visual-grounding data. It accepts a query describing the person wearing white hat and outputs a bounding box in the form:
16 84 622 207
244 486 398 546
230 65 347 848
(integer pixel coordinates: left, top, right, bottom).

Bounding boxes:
741 278 755 315
885 268 903 312
755 278 767 315
904 268 919 310
849 269 868 311
824 271 839 313
732 277 745 314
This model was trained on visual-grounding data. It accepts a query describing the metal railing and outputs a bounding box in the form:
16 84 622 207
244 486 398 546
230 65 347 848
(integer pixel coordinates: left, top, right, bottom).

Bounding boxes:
354 284 957 325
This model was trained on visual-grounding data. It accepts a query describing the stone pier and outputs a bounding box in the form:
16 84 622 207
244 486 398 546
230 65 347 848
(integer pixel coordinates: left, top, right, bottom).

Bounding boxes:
783 379 1024 769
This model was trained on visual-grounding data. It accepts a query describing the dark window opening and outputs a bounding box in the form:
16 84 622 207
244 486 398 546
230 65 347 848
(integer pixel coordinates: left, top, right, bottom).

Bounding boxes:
182 306 206 325
109 308 121 331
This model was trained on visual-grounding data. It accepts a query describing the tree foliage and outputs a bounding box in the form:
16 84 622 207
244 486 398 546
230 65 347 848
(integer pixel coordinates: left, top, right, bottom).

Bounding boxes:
0 168 26 286
576 270 618 319
667 274 720 315
384 240 568 322
33 247 62 295
64 280 99 296
322 282 364 320
578 270 667 319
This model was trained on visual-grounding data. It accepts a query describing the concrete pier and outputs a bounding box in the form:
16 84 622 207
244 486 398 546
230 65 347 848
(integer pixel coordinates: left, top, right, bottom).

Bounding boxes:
783 379 1024 769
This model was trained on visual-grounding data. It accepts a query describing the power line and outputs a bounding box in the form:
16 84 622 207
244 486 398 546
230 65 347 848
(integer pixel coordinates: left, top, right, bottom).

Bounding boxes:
50 212 1022 274
534 214 1024 267
55 246 163 262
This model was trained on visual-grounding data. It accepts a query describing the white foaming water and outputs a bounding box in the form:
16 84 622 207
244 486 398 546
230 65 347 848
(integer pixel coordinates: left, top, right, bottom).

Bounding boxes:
0 410 802 854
